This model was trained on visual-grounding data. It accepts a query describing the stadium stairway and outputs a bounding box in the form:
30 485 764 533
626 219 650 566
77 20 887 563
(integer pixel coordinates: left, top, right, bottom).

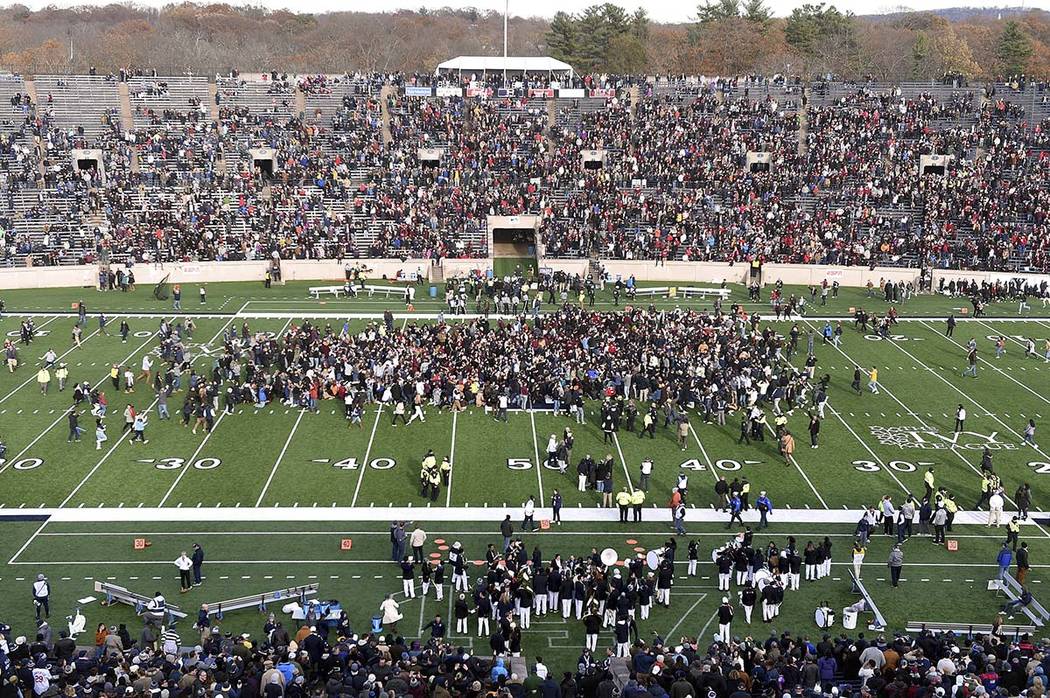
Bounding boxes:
208 81 220 122
628 85 639 118
797 87 809 156
379 84 394 145
117 82 134 132
22 78 45 180
294 87 306 120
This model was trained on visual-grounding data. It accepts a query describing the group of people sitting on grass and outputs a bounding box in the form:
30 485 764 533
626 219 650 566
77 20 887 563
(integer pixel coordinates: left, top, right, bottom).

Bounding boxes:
4 72 1050 273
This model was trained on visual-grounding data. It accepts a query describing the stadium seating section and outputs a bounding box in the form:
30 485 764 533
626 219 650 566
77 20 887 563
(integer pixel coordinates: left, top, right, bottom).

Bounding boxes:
1 72 1048 271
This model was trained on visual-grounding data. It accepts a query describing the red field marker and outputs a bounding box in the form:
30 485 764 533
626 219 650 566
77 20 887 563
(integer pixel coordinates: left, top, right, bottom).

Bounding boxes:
340 538 353 550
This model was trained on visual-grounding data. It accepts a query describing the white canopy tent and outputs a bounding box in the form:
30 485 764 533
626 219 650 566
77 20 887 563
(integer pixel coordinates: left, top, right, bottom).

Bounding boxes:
435 56 574 79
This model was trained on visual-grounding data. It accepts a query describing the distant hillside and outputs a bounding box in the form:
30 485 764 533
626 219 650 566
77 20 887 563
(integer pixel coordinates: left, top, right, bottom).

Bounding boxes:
870 6 1050 22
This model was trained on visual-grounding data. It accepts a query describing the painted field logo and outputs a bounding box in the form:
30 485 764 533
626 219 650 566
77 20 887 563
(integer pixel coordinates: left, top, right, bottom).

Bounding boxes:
870 426 1017 451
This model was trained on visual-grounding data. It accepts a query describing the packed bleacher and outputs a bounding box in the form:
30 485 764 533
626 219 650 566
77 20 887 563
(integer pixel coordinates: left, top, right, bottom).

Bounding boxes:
1 71 1049 272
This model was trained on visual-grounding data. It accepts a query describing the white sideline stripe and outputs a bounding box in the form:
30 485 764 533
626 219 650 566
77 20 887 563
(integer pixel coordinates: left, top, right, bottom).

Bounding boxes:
11 558 1050 568
256 409 306 506
33 529 1028 540
9 311 1050 322
1 506 1037 524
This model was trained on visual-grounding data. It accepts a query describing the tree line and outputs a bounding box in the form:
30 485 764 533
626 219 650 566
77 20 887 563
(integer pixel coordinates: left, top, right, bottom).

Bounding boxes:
0 2 1046 80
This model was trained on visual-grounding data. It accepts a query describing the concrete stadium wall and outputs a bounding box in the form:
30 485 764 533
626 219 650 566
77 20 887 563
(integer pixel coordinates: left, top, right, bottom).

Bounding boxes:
9 260 1045 292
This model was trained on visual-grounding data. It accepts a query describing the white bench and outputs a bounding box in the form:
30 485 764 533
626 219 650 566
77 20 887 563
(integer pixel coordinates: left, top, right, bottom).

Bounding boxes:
95 581 186 622
209 583 318 619
631 286 669 297
905 621 1036 637
365 285 413 299
308 286 345 299
679 286 731 300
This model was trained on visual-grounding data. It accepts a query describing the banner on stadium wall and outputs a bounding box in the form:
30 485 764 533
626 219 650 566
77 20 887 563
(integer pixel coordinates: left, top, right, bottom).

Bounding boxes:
435 87 463 97
496 88 514 98
405 86 433 97
466 87 493 98
557 88 585 98
529 88 555 98
589 88 616 98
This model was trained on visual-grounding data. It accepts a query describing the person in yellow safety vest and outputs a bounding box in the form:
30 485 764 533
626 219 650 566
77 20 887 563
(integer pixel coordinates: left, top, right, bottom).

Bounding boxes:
1006 516 1021 550
630 489 645 523
740 479 752 511
439 456 452 486
943 494 958 531
774 413 788 438
923 467 935 499
616 487 632 524
976 474 993 510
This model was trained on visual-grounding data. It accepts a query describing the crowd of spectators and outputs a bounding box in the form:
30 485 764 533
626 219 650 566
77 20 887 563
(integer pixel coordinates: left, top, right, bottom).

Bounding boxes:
0 72 1048 272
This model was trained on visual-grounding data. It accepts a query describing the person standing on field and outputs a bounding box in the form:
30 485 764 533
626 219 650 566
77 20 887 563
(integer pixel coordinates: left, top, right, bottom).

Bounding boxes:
887 544 903 587
175 551 193 593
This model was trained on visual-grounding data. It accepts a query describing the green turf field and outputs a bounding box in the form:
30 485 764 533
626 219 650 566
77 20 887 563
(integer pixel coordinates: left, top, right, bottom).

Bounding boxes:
0 279 1048 672
1 520 1047 670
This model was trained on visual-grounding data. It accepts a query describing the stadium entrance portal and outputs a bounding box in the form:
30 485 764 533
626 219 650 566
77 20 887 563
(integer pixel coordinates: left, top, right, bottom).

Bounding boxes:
488 214 540 278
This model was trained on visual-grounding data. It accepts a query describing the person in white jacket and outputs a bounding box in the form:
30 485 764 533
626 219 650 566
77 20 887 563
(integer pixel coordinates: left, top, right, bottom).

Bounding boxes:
988 489 1005 527
175 552 193 592
380 594 401 633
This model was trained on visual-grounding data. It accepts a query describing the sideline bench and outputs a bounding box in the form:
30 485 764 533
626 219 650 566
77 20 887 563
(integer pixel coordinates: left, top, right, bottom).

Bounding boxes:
631 286 669 298
94 581 186 623
366 284 412 299
849 572 887 631
1000 574 1048 626
905 621 1036 639
678 286 731 300
308 285 345 298
208 583 319 619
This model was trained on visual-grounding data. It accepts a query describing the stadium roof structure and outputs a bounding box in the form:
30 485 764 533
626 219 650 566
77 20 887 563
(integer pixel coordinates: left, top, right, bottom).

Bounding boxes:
435 56 574 76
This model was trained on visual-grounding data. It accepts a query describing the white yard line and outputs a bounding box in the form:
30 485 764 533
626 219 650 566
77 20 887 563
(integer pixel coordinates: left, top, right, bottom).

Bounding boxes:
255 409 306 506
665 593 707 641
0 327 100 404
0 327 164 477
54 315 237 508
445 411 457 507
529 410 546 507
761 421 827 508
350 405 384 507
931 320 1050 406
611 432 635 494
157 410 229 506
824 404 912 496
695 608 720 644
687 423 719 483
7 518 48 564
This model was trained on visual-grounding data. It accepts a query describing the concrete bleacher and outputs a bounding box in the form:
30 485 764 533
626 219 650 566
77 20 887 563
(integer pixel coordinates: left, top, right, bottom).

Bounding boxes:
216 78 296 119
34 75 122 138
129 76 211 128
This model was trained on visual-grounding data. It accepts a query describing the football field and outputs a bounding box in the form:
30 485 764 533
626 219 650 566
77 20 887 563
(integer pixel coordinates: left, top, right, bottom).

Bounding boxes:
0 309 1047 512
0 281 1048 668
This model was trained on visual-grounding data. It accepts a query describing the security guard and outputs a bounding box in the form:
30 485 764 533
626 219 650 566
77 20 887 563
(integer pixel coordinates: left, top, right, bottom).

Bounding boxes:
975 473 993 510
773 413 788 438
616 487 632 523
427 467 441 502
1006 516 1021 550
630 488 645 523
439 456 452 486
740 478 752 511
55 363 69 391
943 492 959 531
923 467 936 499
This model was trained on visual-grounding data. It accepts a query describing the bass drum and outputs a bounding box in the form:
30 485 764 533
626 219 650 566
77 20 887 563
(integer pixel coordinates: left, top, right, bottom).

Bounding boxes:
753 569 773 591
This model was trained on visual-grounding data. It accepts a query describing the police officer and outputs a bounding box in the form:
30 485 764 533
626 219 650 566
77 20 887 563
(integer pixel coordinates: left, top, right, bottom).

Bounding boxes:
630 488 645 523
616 487 631 523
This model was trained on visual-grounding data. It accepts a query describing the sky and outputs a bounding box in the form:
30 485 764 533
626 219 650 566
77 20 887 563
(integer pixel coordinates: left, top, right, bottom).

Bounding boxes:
14 0 1050 22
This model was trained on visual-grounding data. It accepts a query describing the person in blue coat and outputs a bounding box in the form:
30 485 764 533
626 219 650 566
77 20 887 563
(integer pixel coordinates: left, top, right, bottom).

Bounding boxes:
997 543 1014 581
